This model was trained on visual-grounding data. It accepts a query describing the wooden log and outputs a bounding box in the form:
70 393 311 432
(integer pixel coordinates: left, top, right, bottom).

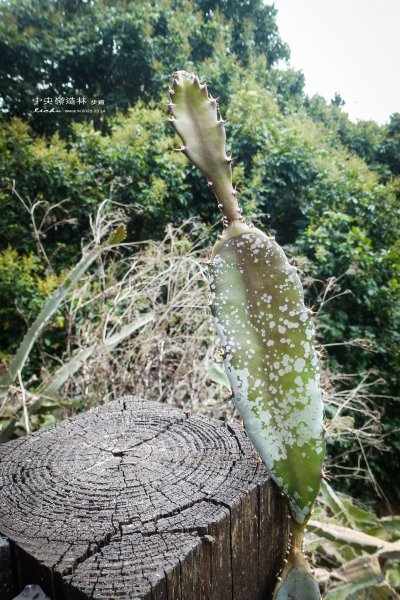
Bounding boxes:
0 396 288 600
0 535 15 599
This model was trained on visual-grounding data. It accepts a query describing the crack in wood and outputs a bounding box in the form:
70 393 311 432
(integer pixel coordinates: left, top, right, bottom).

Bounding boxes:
0 398 287 600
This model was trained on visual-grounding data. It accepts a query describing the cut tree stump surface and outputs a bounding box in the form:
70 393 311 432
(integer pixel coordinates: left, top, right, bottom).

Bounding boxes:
0 397 288 600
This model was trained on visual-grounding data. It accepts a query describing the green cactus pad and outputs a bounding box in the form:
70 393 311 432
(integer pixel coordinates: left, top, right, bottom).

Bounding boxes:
168 70 325 526
274 566 320 600
209 225 324 523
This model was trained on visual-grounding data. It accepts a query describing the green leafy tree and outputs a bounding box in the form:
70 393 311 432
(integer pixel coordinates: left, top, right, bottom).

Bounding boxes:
0 0 288 136
377 113 400 175
194 0 289 65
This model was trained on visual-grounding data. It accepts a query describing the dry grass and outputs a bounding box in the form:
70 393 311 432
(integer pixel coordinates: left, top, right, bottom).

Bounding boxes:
40 219 233 420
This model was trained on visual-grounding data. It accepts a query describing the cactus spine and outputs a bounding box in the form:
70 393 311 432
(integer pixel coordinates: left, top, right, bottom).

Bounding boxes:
169 71 324 599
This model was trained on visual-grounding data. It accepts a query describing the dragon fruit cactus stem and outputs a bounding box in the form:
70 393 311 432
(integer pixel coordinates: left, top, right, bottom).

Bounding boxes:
168 71 324 599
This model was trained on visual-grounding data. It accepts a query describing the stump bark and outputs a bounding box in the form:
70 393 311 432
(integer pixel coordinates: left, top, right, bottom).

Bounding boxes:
0 397 288 600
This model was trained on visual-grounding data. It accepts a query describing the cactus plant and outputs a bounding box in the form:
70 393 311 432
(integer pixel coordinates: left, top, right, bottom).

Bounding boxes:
168 71 325 598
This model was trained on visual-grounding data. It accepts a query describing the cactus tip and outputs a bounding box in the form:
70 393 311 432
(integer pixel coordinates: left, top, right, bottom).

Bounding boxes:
168 70 246 224
208 95 219 109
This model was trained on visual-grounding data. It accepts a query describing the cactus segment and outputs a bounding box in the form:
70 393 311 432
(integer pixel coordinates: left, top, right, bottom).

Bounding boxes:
168 71 324 597
274 566 320 600
168 70 325 524
272 520 321 599
169 71 324 525
209 227 324 524
169 71 241 224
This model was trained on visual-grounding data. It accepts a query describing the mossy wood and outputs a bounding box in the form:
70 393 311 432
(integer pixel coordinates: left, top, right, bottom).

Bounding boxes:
0 397 288 600
169 71 325 599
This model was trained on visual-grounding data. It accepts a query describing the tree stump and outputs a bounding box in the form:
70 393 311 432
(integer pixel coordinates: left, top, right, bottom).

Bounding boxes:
0 397 288 600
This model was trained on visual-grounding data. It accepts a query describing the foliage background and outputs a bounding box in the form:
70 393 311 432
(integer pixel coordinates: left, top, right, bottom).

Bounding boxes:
0 0 399 516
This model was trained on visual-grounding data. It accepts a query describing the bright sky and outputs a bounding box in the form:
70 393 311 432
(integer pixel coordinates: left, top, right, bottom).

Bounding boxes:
272 0 400 124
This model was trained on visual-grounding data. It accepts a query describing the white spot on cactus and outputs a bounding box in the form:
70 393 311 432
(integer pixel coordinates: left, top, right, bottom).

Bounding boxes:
294 358 306 373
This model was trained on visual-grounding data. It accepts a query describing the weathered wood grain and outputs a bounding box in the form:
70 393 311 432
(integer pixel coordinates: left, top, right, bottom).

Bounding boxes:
0 397 288 599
